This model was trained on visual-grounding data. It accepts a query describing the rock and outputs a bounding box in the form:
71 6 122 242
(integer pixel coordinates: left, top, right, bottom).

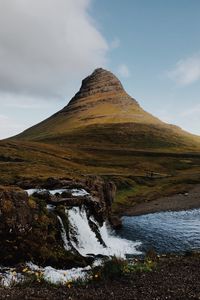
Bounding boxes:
69 68 125 103
84 176 117 224
103 181 117 207
0 185 87 268
49 196 87 206
0 176 118 267
32 190 51 201
109 215 122 229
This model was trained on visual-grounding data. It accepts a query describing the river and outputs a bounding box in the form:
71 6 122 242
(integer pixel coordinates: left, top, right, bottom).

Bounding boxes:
118 209 200 254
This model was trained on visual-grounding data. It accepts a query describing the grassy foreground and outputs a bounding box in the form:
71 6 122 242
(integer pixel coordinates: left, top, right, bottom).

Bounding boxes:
0 252 200 300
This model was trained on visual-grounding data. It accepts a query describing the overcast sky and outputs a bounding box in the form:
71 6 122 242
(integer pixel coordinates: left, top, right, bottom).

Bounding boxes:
0 0 200 139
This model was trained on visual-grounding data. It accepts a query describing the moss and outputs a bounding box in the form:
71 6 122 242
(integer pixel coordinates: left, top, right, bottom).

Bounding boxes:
28 197 37 209
2 199 13 213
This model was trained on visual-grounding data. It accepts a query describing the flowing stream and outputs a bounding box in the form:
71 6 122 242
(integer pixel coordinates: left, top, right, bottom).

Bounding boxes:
118 209 200 254
2 188 199 287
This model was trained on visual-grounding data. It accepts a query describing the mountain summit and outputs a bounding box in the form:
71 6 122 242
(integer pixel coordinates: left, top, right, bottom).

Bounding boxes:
69 68 125 102
16 68 200 152
58 67 161 128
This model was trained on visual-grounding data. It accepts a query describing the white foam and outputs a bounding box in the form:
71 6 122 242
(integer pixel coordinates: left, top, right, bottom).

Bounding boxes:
26 188 89 196
71 189 89 197
27 262 91 285
0 269 24 287
68 207 141 257
57 216 71 251
46 204 55 211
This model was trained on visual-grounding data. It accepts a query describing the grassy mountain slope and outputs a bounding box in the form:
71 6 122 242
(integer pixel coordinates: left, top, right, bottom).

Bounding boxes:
1 68 200 214
14 68 200 152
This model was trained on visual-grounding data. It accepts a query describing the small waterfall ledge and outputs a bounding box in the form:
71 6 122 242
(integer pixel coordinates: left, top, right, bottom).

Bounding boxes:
0 184 140 287
63 206 141 257
0 179 141 287
26 186 141 259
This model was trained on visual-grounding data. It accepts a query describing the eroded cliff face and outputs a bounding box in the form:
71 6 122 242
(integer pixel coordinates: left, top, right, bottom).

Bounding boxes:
0 177 117 267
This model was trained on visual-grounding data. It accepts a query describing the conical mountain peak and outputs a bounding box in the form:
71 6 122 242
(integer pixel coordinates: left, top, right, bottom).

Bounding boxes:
69 68 125 104
15 68 200 154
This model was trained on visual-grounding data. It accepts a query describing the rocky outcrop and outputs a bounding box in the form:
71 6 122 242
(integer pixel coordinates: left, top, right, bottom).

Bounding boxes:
62 68 140 119
0 177 118 266
0 186 87 267
31 176 118 225
84 176 116 223
69 68 125 103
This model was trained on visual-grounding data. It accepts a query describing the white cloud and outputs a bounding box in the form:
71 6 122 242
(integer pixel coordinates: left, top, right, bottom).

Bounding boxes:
0 0 108 100
117 64 130 78
0 92 53 109
167 53 200 85
0 114 26 139
0 91 65 139
0 0 111 139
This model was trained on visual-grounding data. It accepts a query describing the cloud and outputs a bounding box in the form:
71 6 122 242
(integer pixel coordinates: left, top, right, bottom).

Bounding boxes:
117 64 130 78
0 0 108 100
0 92 52 109
167 53 200 85
0 114 26 139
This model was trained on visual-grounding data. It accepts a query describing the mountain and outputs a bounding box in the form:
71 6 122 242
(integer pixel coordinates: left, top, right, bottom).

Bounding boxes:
15 68 200 152
1 68 200 214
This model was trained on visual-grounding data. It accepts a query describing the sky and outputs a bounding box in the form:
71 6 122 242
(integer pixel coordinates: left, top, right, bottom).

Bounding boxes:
0 0 200 139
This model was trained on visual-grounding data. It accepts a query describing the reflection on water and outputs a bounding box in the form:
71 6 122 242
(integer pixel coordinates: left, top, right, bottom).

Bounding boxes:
118 209 200 254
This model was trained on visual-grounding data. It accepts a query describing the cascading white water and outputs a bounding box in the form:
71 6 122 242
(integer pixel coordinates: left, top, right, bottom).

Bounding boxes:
26 188 89 197
0 189 141 287
67 206 141 257
57 216 71 251
26 188 141 257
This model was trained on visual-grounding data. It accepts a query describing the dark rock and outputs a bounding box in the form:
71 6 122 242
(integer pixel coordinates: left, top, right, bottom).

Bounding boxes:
0 175 118 267
69 68 125 104
32 190 51 201
84 176 117 223
49 196 87 206
109 215 122 229
0 186 87 268
61 191 72 198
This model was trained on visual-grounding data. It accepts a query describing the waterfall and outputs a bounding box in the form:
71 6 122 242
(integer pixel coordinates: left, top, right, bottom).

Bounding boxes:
67 206 141 257
26 188 141 257
57 216 71 251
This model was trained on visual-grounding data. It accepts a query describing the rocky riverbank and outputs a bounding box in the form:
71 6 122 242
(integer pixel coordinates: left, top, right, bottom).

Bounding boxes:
0 253 200 300
123 184 200 216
